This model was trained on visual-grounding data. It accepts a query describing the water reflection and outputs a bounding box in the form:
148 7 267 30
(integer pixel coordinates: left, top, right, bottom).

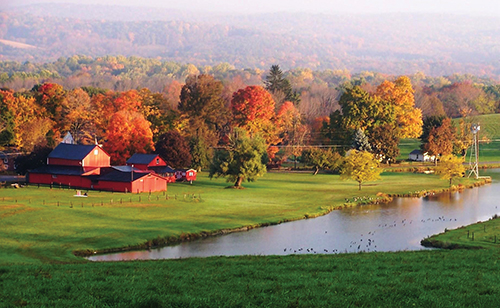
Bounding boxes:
90 172 500 261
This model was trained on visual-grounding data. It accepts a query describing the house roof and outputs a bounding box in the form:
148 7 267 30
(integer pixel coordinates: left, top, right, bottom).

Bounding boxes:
126 153 161 165
48 143 100 161
409 149 423 155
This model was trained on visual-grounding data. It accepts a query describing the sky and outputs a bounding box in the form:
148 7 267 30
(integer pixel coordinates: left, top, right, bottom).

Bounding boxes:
3 0 500 15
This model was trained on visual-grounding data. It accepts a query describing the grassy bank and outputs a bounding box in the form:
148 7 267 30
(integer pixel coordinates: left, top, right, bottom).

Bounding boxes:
0 171 483 265
422 215 500 250
1 250 500 307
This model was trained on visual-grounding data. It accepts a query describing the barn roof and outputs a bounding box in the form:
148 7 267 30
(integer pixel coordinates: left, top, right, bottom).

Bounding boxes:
93 167 152 182
48 143 100 160
127 153 160 165
148 166 176 174
29 165 91 176
409 149 423 155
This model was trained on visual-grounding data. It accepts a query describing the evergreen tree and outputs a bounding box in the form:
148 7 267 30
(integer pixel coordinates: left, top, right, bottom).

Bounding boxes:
264 65 300 105
351 129 372 152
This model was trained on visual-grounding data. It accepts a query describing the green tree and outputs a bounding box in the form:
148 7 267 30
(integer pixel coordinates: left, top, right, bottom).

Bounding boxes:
264 64 300 105
302 148 343 175
435 154 466 187
209 128 267 188
190 136 211 172
340 150 382 190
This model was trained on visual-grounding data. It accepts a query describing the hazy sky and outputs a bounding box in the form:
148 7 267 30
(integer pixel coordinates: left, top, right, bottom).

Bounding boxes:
3 0 500 15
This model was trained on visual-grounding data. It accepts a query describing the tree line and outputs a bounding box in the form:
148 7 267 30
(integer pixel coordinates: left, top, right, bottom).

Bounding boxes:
0 65 492 188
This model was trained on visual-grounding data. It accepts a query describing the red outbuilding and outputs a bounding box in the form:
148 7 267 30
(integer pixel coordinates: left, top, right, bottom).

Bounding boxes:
175 168 197 183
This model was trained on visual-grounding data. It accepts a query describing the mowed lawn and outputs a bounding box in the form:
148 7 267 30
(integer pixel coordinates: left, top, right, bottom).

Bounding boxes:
0 171 477 265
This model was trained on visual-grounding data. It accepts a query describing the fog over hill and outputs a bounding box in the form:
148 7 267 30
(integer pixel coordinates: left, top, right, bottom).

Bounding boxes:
1 3 500 77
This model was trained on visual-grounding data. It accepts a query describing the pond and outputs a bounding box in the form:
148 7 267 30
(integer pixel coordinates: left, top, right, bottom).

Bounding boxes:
89 170 500 261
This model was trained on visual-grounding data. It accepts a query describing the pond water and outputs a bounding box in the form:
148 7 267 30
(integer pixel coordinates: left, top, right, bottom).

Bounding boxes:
89 170 500 261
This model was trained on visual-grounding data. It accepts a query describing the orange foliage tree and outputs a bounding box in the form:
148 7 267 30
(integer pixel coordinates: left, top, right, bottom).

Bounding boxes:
231 86 278 145
104 111 154 165
375 76 423 139
275 101 309 163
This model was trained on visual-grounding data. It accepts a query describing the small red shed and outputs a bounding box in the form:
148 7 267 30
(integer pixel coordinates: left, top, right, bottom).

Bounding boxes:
175 168 197 183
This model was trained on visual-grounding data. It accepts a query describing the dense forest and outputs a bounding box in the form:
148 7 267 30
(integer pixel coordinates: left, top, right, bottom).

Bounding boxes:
1 4 500 76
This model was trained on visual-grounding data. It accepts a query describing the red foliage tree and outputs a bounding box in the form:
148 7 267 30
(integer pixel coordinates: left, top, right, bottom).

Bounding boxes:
231 86 278 144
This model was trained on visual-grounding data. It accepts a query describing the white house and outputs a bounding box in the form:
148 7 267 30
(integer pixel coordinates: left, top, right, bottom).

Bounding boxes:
408 149 435 162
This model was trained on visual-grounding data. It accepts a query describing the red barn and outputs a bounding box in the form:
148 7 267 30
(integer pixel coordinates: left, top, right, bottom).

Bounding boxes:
88 166 167 193
127 154 176 183
28 144 169 193
47 143 110 167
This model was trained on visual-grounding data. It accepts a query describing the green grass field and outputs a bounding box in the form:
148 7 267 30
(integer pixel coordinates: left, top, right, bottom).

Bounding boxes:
2 249 500 308
1 171 473 265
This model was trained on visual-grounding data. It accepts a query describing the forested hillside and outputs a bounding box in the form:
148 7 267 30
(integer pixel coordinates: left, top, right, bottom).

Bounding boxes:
1 4 500 76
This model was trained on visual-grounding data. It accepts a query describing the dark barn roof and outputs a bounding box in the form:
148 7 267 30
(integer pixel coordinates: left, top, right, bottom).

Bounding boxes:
409 149 423 155
48 144 98 161
127 153 160 165
149 166 175 174
29 165 88 176
90 167 151 182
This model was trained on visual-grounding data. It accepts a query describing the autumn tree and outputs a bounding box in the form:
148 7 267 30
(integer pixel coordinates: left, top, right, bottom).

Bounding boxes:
340 150 382 190
375 76 423 139
275 101 308 165
155 130 192 168
209 128 267 188
138 88 179 139
420 115 446 148
0 89 52 151
231 85 279 145
435 154 466 187
369 124 400 164
60 88 93 144
302 148 343 175
423 118 455 164
104 111 154 165
179 74 229 146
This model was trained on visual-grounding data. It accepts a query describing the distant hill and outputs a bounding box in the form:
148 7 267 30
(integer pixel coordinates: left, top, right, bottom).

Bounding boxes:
1 5 500 77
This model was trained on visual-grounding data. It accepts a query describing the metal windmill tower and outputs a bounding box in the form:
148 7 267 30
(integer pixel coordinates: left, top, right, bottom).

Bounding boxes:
468 124 480 179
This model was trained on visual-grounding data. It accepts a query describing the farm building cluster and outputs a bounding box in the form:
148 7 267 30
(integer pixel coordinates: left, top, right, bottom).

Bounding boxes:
27 143 196 193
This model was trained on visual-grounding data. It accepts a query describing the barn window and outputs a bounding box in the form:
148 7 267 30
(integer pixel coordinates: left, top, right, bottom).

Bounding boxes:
94 149 99 155
156 158 160 164
52 175 57 179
